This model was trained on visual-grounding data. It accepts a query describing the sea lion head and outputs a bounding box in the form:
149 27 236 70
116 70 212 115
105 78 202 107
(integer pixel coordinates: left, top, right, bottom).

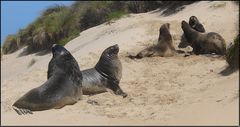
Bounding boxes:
158 23 172 43
159 23 170 36
49 44 82 86
181 20 188 28
181 20 192 32
102 44 119 58
189 16 205 32
189 16 199 27
52 44 71 58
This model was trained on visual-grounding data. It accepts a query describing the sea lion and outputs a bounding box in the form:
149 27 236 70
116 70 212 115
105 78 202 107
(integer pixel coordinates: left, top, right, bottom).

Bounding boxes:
13 44 83 114
179 16 206 48
81 44 127 98
129 23 175 59
181 20 226 55
189 16 206 32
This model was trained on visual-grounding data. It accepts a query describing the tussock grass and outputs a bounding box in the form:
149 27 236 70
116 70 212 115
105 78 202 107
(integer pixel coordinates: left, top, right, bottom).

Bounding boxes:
107 11 128 21
2 1 197 55
226 35 239 69
2 35 18 54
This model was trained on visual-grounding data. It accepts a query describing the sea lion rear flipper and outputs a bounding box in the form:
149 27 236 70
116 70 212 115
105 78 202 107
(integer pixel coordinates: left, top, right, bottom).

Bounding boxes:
13 106 33 115
127 54 137 59
136 47 156 58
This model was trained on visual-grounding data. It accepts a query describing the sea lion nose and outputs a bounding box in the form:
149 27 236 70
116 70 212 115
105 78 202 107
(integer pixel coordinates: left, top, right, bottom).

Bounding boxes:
52 44 59 52
51 44 58 53
113 44 119 50
182 20 187 25
113 44 119 53
52 44 57 48
113 44 119 48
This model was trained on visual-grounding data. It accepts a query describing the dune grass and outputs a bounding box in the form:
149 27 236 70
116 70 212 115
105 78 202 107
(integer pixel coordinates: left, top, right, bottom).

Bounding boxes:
2 1 193 55
107 11 128 21
226 35 239 69
2 35 18 54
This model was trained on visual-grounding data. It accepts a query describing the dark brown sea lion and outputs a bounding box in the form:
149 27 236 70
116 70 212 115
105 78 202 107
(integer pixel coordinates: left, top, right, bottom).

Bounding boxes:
129 23 175 59
179 16 206 48
189 16 206 32
13 44 83 115
181 20 226 55
81 44 127 98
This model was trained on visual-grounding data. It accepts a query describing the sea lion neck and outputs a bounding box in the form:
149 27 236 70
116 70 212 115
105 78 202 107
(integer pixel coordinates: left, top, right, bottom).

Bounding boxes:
182 22 199 43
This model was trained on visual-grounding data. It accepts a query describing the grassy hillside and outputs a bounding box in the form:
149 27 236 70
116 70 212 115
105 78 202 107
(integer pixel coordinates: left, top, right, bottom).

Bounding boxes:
2 1 197 56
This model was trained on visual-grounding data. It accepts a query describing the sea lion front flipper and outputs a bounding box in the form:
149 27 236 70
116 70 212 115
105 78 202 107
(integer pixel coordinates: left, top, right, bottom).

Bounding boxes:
107 80 128 98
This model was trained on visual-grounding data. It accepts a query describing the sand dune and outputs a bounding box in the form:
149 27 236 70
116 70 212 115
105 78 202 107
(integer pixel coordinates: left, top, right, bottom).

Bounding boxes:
1 1 239 125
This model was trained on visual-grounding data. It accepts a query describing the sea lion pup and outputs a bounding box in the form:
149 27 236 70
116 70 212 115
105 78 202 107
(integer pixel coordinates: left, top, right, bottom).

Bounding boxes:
13 44 83 115
129 23 175 59
189 16 206 32
181 20 226 55
81 44 127 98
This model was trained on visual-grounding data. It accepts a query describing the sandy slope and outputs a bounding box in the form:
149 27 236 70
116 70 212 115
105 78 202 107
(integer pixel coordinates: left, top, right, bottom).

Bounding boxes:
1 1 239 125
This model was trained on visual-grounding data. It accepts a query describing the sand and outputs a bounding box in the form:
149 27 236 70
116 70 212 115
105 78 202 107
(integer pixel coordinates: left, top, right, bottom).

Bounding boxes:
1 1 239 126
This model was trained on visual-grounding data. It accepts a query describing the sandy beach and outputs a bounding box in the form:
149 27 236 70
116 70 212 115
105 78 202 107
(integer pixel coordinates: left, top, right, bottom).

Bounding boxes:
1 1 239 125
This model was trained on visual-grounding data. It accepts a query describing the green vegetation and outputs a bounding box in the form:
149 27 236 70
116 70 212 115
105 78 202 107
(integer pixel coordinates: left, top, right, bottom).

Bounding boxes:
4 4 80 55
2 1 196 56
107 11 128 21
226 35 239 69
2 35 18 54
210 2 227 8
